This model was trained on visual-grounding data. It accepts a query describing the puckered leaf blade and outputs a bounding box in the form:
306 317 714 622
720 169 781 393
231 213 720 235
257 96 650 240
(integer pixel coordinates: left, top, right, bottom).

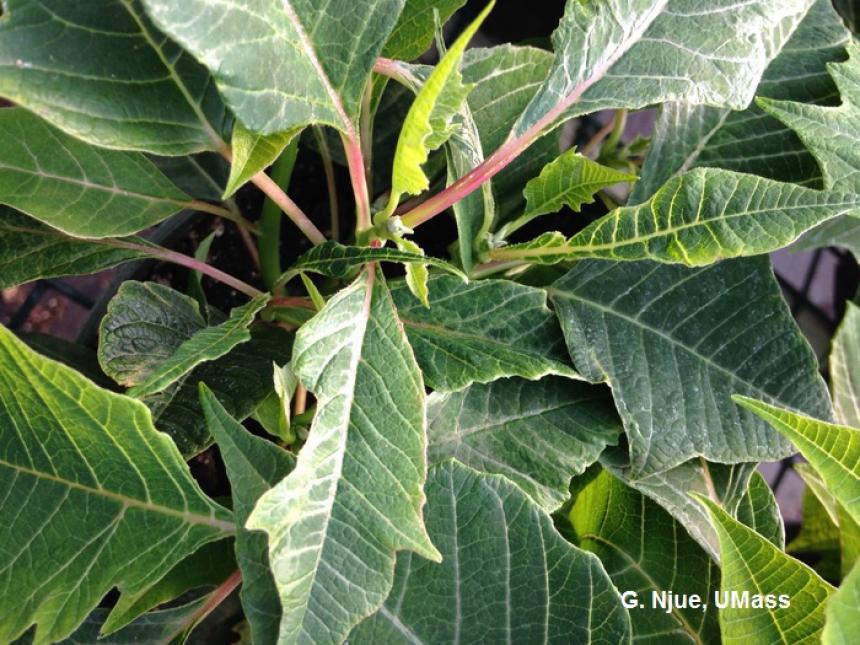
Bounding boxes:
498 169 860 266
246 268 438 645
550 258 832 476
571 469 720 643
141 0 404 134
391 275 578 391
0 109 191 238
831 302 860 428
427 377 621 511
201 387 295 645
734 397 860 526
351 461 632 644
127 294 269 398
0 324 233 645
699 496 835 644
0 0 229 155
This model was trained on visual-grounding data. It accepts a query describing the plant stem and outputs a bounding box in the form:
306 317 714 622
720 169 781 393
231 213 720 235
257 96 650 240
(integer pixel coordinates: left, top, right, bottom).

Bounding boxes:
313 127 341 241
173 569 242 642
251 171 326 246
342 132 372 234
360 80 375 191
603 108 628 155
188 200 260 235
259 140 300 291
470 259 529 279
110 240 263 298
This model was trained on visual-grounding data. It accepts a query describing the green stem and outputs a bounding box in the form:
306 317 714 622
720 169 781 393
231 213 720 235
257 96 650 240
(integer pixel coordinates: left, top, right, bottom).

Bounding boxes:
313 127 340 242
601 109 628 159
259 139 300 292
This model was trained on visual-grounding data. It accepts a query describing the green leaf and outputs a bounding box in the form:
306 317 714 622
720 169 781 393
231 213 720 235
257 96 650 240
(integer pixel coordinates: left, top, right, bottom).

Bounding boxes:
351 460 632 644
255 362 298 444
823 561 860 645
128 294 270 398
633 0 850 201
141 0 404 135
510 147 636 233
278 240 466 288
735 471 785 548
201 387 295 645
382 0 466 61
395 237 431 306
794 214 860 260
550 258 832 476
152 153 230 202
388 2 492 204
601 452 757 560
101 538 236 635
832 302 860 428
246 268 439 644
0 324 233 645
224 124 301 198
57 598 209 645
0 208 148 290
513 0 817 138
0 109 193 238
98 281 206 388
427 376 621 511
734 397 860 526
570 468 720 643
0 0 228 155
499 169 860 266
698 495 835 644
392 274 578 391
148 324 295 458
761 42 860 194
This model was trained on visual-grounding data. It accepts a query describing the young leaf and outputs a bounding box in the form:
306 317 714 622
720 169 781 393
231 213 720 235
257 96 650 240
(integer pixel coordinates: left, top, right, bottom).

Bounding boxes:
601 452 757 560
511 147 636 232
831 302 860 428
0 324 233 645
427 377 621 511
141 0 405 135
550 258 832 476
0 208 149 290
633 0 850 201
224 124 301 198
698 496 835 644
513 0 816 139
570 469 720 643
0 109 193 238
761 42 860 194
823 561 860 645
394 237 430 306
0 0 228 155
387 2 493 206
201 386 295 645
98 281 206 387
497 169 860 266
246 268 439 644
391 275 578 391
350 461 632 644
734 397 860 525
382 0 467 61
735 471 785 549
128 294 270 398
278 240 466 287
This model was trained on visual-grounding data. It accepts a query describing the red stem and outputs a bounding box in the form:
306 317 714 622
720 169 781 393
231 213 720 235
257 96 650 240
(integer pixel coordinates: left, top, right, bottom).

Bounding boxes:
342 132 372 232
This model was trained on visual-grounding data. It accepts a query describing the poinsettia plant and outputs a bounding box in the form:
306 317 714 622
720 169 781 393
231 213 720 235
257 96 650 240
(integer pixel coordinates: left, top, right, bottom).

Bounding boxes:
1 0 859 643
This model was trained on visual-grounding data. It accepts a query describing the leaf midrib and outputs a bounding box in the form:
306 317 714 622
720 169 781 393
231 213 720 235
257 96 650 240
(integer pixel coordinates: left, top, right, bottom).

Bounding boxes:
0 456 233 531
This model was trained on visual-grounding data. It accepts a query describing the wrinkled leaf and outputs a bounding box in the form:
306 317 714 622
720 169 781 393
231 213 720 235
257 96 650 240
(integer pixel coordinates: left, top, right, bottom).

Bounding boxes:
570 468 720 643
0 109 192 238
427 376 621 511
351 461 632 644
0 0 228 154
699 496 834 644
550 258 832 476
201 387 295 645
128 294 269 398
247 269 439 644
392 275 578 391
0 325 232 645
735 396 860 525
